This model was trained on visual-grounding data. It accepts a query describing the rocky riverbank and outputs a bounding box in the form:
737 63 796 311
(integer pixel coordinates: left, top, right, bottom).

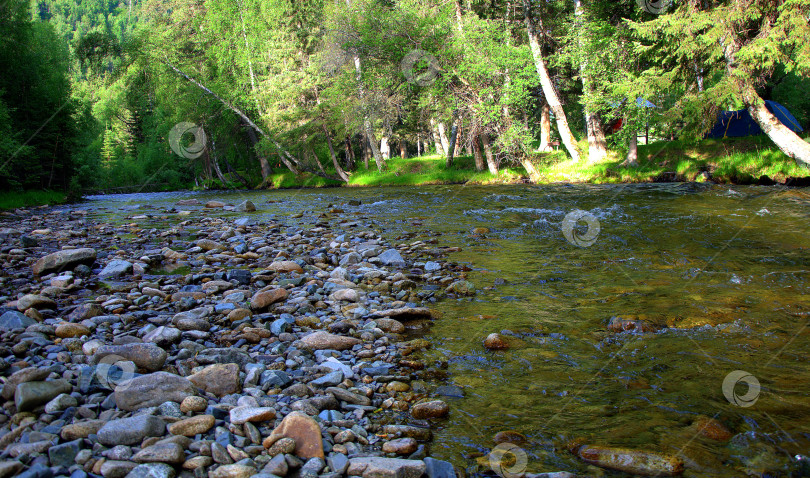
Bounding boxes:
0 198 486 478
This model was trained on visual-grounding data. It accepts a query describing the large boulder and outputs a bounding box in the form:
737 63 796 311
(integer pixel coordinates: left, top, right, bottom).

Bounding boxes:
32 248 96 276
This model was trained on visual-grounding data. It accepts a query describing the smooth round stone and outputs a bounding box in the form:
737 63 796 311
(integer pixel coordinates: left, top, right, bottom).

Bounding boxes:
168 415 215 436
410 400 450 419
382 437 418 455
180 396 208 413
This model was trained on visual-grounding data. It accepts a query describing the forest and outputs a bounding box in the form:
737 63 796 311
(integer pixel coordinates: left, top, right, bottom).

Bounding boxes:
1 0 809 196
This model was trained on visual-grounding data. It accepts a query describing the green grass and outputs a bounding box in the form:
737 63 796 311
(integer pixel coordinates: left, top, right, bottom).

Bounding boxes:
267 154 525 189
0 190 68 210
525 135 810 184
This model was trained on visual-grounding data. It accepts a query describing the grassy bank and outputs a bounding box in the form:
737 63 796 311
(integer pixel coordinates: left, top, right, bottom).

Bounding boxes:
267 154 525 189
526 135 810 184
0 190 68 210
267 135 809 189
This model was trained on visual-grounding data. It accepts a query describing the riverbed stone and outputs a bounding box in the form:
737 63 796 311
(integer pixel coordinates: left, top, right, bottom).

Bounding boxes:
0 311 36 331
1 367 50 400
250 288 288 310
55 322 91 338
300 331 360 351
132 442 185 464
126 463 176 478
347 457 425 478
229 406 276 425
95 343 167 372
99 260 133 278
410 400 449 419
98 415 167 446
114 372 196 411
15 379 71 411
16 294 56 311
33 248 96 276
270 411 324 458
168 415 215 436
188 363 240 397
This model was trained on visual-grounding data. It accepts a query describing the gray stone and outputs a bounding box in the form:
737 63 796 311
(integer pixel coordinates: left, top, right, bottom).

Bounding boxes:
378 249 405 268
15 379 71 411
423 458 456 478
114 372 196 411
347 457 425 478
44 393 78 414
95 343 167 372
311 371 343 387
1 367 50 400
196 348 251 367
99 260 133 278
262 454 288 476
424 261 441 272
300 457 325 478
339 252 362 266
0 311 36 331
269 318 292 335
125 463 176 478
48 439 82 467
101 460 138 478
98 415 167 446
327 453 349 475
33 248 96 276
132 442 185 464
236 201 256 212
260 370 291 388
326 387 370 406
143 326 181 347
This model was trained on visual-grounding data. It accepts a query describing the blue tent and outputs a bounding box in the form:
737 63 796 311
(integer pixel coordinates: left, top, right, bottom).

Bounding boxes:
705 100 803 139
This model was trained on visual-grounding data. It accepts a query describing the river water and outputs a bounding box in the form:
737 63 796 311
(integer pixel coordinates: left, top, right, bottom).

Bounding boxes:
84 183 810 476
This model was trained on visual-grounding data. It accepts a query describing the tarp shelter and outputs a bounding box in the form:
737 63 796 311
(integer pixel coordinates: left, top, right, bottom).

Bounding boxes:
705 100 803 139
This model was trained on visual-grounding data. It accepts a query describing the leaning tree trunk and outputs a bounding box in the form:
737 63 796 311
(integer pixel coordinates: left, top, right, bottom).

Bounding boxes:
246 126 271 181
721 36 810 166
538 103 552 151
323 125 350 182
523 0 581 162
744 87 810 166
480 133 498 174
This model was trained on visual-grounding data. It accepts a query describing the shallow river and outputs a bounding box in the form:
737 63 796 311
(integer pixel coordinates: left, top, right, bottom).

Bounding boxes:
84 183 810 476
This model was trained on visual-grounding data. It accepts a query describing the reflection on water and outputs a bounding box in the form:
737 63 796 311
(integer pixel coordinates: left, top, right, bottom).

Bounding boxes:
84 184 810 476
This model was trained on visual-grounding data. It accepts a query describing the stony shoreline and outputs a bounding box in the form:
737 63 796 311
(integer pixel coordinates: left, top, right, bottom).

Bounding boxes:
0 198 485 478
